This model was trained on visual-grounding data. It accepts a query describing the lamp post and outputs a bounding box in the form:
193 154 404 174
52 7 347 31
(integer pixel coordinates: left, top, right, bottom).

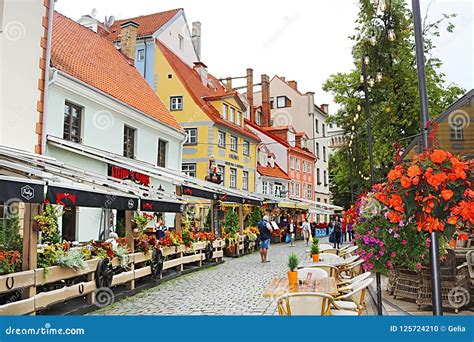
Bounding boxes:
411 0 443 316
361 51 382 316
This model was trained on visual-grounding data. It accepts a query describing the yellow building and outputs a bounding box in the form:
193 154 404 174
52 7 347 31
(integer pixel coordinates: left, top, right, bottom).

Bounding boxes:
402 89 474 161
155 41 260 191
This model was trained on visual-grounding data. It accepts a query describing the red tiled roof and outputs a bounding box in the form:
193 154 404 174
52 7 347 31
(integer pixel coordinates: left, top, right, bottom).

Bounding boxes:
51 12 182 131
246 119 315 159
156 41 260 141
105 9 181 41
257 162 290 180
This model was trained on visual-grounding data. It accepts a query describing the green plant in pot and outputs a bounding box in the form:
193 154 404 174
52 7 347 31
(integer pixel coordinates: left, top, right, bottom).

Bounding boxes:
287 253 299 286
310 243 320 262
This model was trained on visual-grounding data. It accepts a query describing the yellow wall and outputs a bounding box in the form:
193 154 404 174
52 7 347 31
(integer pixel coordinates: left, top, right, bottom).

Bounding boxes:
154 46 258 192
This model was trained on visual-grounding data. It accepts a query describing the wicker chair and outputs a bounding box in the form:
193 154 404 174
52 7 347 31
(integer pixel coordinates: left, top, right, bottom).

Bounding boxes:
386 268 398 295
393 266 420 301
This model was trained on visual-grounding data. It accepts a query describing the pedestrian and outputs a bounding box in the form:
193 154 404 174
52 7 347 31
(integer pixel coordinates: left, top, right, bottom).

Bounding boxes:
258 215 273 263
333 216 342 249
310 221 317 239
302 218 311 245
342 217 347 243
348 222 354 242
289 219 295 247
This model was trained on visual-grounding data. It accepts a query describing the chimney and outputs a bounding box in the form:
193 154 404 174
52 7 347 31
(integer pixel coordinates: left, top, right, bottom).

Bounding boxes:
225 77 232 92
193 61 208 86
261 74 271 127
320 104 329 114
247 68 255 123
119 20 139 60
192 21 202 61
288 80 297 91
280 76 285 82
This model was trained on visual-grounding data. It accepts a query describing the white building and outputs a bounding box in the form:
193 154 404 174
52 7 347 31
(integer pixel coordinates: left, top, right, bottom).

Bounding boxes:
42 12 186 241
255 144 289 198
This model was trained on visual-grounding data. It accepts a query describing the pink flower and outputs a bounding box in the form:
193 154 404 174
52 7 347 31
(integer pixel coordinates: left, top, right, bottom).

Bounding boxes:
421 254 425 260
416 262 422 270
401 240 407 245
391 251 396 258
379 251 384 256
393 233 399 238
388 229 393 234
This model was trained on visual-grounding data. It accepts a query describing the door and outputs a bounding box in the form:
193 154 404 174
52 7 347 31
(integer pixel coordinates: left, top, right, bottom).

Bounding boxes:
62 207 77 242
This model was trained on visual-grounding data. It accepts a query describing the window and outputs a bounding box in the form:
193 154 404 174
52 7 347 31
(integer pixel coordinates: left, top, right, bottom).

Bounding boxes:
307 184 312 199
157 139 167 167
262 181 268 195
63 102 82 143
295 183 300 197
237 111 242 126
270 97 274 109
322 123 326 137
274 184 283 197
295 159 300 171
450 125 464 141
302 161 306 173
230 136 238 152
324 170 328 186
256 112 262 126
178 34 184 50
218 165 225 186
170 96 183 111
230 168 237 188
277 96 291 108
290 182 295 196
316 143 320 158
308 162 312 175
137 49 145 61
182 163 197 177
230 107 235 123
323 146 327 162
222 104 228 120
290 157 295 170
123 125 136 158
317 197 321 203
315 119 319 133
184 128 197 145
243 141 250 156
218 131 226 148
269 183 274 196
242 171 249 191
317 168 321 185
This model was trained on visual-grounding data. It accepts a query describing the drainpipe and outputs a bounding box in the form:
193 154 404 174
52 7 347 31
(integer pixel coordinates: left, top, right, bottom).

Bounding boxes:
41 0 56 155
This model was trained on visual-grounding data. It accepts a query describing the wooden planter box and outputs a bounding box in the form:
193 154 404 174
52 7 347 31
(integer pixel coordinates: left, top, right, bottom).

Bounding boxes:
224 245 238 257
0 270 35 294
35 258 99 285
213 240 225 249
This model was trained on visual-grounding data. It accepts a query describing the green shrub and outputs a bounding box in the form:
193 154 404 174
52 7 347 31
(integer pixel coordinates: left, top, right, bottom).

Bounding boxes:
287 253 299 272
0 213 22 251
249 207 263 227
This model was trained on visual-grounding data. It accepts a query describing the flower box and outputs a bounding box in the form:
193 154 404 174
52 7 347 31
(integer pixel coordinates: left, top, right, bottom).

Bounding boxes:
35 258 99 285
224 245 238 257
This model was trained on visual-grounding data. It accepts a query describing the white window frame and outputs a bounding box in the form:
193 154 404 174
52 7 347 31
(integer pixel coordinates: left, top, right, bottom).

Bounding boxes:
290 157 295 170
243 141 250 156
230 107 235 123
277 96 286 108
230 136 238 152
170 96 183 111
450 126 464 141
222 104 228 120
218 131 226 148
230 168 237 188
137 49 145 62
307 184 312 199
295 158 300 171
237 111 242 126
262 181 268 195
242 171 249 191
218 165 225 186
182 163 197 177
184 128 197 145
295 183 300 197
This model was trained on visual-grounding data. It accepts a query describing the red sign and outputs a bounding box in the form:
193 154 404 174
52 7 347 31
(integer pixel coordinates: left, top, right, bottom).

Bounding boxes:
109 165 150 186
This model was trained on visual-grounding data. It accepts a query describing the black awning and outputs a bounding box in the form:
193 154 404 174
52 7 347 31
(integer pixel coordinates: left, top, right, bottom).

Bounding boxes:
140 199 184 213
182 185 220 200
0 179 44 203
222 193 262 206
46 185 138 210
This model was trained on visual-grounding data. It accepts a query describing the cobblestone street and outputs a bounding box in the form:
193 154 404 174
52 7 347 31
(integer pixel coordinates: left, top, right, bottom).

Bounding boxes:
91 239 322 315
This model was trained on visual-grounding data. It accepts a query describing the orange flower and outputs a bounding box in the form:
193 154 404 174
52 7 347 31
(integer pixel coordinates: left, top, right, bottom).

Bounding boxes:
388 194 404 212
412 176 420 185
407 165 422 178
426 171 447 188
452 201 474 224
401 176 411 188
417 216 445 233
450 157 468 180
441 189 454 201
388 169 402 181
387 211 402 223
447 216 458 225
430 149 448 164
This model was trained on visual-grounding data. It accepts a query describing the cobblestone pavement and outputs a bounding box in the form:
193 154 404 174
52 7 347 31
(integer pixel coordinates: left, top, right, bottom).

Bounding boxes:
90 239 322 316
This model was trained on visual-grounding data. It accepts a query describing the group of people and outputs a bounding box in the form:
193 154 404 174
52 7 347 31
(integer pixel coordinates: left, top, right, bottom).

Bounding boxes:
256 214 354 263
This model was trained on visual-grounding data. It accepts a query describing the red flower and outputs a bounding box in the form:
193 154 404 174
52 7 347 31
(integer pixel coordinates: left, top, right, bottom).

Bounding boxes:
441 189 454 201
387 211 402 223
388 169 402 181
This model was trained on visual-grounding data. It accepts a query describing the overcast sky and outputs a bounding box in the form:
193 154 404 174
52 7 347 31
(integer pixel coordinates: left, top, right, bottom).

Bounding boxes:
56 0 473 113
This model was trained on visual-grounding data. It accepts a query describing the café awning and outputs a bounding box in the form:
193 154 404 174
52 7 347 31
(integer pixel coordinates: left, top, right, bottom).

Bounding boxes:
0 176 45 203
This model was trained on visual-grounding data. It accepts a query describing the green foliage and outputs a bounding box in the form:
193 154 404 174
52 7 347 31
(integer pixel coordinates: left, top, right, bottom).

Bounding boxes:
224 209 239 234
204 210 212 231
287 253 299 272
34 204 62 245
310 243 320 255
115 218 125 238
249 207 263 227
323 0 464 209
55 249 87 271
0 213 22 252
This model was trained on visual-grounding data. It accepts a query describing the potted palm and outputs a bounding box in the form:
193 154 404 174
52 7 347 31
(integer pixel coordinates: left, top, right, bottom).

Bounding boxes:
310 239 320 262
287 253 299 286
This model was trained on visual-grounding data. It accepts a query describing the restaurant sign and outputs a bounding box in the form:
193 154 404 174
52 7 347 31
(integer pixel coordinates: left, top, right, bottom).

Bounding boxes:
108 164 150 186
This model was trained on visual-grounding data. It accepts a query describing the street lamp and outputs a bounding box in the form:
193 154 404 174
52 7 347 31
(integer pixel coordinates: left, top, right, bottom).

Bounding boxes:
387 24 396 41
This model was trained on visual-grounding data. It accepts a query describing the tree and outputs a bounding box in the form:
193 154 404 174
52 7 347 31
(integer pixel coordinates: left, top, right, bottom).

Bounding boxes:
0 213 22 251
249 207 263 227
224 209 239 234
324 0 464 209
204 210 211 231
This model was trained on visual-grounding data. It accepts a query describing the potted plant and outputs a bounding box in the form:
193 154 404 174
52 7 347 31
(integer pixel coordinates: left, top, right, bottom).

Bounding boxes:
287 253 299 286
310 239 320 262
223 210 240 257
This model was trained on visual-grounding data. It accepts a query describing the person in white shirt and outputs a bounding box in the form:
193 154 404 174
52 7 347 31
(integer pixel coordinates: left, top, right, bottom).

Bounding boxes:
302 218 311 245
289 219 295 247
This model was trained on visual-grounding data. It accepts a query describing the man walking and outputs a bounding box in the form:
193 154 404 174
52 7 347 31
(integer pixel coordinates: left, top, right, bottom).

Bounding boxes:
258 215 273 263
333 216 342 249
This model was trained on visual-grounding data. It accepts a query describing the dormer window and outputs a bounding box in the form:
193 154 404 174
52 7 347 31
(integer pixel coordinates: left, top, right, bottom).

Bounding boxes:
277 96 291 108
230 107 235 123
301 138 307 149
